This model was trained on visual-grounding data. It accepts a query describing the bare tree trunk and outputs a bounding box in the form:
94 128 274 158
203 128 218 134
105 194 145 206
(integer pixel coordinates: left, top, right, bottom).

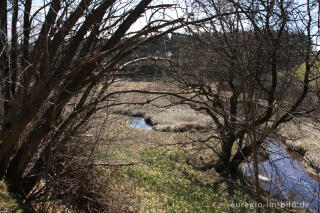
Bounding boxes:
10 0 18 98
0 0 9 124
215 137 238 177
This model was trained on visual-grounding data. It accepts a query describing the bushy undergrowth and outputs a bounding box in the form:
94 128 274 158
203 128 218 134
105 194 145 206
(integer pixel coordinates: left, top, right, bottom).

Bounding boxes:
26 117 133 213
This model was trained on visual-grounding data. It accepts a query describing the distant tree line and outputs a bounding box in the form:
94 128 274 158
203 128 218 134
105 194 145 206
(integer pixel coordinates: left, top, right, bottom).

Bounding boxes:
122 30 308 80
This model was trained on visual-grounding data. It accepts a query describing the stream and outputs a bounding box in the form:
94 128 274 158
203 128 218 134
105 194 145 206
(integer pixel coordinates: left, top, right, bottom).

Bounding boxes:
128 116 153 130
129 117 320 211
243 141 320 212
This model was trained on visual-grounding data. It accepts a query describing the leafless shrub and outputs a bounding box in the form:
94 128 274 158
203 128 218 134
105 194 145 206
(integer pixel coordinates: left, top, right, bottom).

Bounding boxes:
25 113 131 213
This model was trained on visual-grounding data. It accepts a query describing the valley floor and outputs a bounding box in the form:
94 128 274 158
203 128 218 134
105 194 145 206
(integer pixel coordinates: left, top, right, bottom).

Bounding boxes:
89 80 318 212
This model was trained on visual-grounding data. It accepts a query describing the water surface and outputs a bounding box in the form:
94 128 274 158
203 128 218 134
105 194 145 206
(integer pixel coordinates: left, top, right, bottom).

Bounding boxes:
243 141 320 211
129 117 153 130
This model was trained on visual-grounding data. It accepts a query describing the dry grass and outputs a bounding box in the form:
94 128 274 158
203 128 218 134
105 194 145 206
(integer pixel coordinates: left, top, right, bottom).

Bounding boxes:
110 81 320 178
280 117 320 176
110 81 213 132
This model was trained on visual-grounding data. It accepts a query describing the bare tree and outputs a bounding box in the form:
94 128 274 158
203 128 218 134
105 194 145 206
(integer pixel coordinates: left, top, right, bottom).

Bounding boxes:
167 0 320 179
0 0 187 203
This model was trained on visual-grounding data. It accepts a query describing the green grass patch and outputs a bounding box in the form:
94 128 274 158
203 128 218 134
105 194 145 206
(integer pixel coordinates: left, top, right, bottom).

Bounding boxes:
125 147 282 212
